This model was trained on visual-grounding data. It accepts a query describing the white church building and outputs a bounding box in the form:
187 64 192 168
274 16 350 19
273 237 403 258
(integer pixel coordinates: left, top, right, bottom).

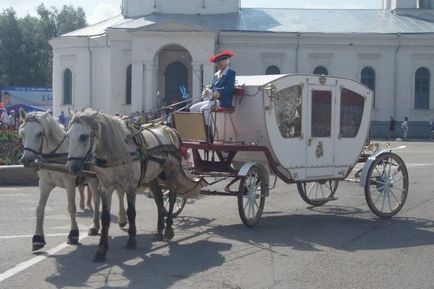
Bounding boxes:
49 0 434 138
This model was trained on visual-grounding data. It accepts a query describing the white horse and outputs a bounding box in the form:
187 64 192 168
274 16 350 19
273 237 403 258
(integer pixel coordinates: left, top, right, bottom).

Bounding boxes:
19 109 127 251
66 110 202 261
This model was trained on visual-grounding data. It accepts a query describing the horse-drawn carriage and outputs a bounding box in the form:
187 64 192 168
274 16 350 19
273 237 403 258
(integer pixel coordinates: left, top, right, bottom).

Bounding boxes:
20 73 408 261
172 73 409 226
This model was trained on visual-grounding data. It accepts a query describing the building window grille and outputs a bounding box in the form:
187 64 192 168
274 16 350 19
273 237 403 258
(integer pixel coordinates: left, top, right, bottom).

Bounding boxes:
126 64 132 105
361 66 376 107
265 65 281 75
415 67 430 109
63 69 72 105
313 66 328 75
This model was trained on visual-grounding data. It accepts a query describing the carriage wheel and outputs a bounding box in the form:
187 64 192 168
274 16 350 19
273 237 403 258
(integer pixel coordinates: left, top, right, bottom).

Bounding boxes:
364 152 408 218
296 180 338 206
237 165 267 227
162 190 186 218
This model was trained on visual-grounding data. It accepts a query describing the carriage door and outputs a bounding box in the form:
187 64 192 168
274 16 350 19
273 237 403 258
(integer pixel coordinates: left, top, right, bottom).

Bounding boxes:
305 85 337 178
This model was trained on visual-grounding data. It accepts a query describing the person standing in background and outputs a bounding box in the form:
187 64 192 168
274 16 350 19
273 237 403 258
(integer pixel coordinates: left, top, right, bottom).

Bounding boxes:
58 111 67 127
387 116 396 140
401 116 408 140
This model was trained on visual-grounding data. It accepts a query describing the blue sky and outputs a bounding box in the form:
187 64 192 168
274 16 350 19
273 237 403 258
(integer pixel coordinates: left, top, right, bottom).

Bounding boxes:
1 0 382 24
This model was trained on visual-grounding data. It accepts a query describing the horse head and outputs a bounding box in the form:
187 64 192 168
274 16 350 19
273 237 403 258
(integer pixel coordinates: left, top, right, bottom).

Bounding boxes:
19 109 52 167
66 110 133 175
66 110 99 174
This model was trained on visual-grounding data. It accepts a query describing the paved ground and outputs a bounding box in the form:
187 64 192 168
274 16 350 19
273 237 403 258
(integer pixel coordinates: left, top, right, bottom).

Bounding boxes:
1 140 434 289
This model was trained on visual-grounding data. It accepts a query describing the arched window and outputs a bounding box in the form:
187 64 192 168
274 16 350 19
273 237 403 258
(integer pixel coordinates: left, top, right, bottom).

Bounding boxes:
265 65 281 75
313 66 328 75
415 67 430 109
125 64 132 105
63 69 72 105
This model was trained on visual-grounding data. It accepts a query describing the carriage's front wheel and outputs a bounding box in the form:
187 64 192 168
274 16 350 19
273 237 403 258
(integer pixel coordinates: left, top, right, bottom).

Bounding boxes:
237 165 267 227
365 152 408 218
296 180 338 206
162 190 186 218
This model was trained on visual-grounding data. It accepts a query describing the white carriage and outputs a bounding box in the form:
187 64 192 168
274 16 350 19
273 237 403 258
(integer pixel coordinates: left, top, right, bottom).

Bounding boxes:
173 74 409 226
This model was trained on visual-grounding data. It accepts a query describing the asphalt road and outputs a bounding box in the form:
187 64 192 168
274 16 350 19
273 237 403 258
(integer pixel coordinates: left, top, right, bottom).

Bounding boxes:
1 140 434 289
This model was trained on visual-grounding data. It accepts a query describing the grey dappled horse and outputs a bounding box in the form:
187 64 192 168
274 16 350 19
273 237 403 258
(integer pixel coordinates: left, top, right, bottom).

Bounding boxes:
19 109 127 250
66 110 200 261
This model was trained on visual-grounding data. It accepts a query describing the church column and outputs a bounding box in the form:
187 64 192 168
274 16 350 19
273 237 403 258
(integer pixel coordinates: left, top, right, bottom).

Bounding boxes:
191 62 203 99
131 61 144 111
144 62 155 112
203 62 215 87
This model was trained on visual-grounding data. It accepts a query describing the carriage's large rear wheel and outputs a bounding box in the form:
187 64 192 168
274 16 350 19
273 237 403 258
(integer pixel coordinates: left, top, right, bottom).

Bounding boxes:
364 152 408 218
162 190 186 218
296 180 338 206
237 165 267 227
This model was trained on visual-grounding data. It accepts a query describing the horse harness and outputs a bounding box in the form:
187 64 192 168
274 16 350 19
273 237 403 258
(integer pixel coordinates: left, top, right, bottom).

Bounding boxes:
22 115 68 165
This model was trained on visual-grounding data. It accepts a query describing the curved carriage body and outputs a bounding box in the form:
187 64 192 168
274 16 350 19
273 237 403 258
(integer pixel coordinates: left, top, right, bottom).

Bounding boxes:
216 74 373 182
174 74 407 224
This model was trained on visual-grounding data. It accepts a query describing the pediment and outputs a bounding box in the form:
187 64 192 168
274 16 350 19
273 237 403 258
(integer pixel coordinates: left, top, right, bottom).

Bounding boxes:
136 20 212 32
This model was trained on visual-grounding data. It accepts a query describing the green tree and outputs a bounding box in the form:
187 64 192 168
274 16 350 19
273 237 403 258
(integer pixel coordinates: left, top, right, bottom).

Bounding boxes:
0 9 24 86
0 4 87 88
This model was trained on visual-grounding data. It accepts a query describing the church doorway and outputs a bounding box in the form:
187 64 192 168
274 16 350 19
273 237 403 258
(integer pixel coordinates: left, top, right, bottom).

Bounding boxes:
158 45 192 108
164 62 188 106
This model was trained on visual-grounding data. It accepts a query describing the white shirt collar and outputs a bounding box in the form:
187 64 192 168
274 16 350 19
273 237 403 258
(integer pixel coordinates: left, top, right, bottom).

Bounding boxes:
215 66 229 78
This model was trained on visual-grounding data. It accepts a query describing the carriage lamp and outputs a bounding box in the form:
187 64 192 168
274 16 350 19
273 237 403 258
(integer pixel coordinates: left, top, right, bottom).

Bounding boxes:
264 83 277 98
264 84 277 113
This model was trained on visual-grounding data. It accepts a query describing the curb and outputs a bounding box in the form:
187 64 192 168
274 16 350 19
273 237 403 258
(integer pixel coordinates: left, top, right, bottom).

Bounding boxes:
0 165 38 186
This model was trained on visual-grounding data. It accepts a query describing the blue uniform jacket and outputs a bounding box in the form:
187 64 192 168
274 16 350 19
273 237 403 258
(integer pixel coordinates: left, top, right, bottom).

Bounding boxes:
211 68 236 108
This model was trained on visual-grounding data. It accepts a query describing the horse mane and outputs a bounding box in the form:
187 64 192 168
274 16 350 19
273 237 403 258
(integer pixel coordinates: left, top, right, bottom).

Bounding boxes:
25 112 66 145
71 111 132 163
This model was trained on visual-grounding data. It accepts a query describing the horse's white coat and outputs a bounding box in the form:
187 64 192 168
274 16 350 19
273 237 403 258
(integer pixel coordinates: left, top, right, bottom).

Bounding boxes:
19 111 127 247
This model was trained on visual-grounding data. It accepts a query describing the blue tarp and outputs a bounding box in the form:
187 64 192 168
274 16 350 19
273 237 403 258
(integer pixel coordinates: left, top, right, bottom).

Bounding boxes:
5 104 46 113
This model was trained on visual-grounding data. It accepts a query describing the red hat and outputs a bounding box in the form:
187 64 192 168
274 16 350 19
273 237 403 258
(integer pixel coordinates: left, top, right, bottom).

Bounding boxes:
209 50 235 63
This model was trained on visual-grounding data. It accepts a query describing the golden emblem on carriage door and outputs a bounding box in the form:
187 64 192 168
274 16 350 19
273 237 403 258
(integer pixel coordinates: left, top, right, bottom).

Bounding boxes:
315 141 324 158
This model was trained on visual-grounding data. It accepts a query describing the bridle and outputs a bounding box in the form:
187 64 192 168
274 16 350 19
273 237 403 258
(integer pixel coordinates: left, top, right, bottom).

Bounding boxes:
22 116 68 161
66 119 96 165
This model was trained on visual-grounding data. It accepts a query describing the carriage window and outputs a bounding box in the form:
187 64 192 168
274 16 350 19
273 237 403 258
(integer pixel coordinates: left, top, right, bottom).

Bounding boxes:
340 88 364 138
311 90 331 137
274 85 302 138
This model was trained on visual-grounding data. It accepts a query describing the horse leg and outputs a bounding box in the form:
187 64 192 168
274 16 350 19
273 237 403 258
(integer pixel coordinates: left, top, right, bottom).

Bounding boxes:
149 180 165 241
94 189 113 262
88 181 100 236
117 190 127 228
66 183 79 245
32 180 54 251
125 191 137 249
163 188 176 241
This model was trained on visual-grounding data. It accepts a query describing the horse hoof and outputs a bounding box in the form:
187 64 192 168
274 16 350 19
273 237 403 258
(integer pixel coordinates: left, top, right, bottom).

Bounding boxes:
67 230 79 245
32 243 45 251
163 228 174 241
152 232 163 242
125 238 137 249
88 228 99 236
32 235 46 251
118 221 127 228
67 238 79 245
